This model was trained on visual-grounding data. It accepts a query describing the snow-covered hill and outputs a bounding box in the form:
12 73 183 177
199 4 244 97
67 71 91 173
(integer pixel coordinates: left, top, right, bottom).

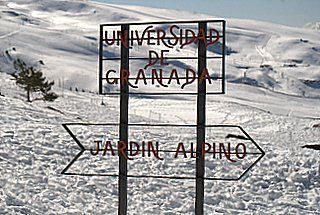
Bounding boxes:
0 0 320 119
1 0 320 97
1 0 320 214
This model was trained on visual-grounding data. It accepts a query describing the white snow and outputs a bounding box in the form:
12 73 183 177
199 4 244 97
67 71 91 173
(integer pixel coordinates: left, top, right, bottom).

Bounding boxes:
304 22 320 31
0 0 320 214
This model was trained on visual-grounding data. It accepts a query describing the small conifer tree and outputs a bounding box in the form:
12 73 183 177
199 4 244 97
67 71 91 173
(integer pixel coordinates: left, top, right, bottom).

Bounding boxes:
11 59 58 102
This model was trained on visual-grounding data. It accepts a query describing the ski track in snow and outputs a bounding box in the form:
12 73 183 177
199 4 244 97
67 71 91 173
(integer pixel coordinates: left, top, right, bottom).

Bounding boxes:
102 4 175 21
255 34 274 65
0 30 20 40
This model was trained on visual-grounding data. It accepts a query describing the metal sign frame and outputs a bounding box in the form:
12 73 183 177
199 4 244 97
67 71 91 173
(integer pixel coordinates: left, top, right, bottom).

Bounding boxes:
98 20 226 95
99 20 225 215
62 20 264 215
61 123 265 214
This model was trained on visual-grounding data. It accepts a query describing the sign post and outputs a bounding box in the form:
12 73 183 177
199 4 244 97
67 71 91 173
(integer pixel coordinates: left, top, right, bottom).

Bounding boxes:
119 24 129 215
195 21 207 215
62 20 265 214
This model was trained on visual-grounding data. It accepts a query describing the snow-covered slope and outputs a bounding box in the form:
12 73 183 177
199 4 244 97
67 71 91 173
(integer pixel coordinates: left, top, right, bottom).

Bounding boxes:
1 0 320 214
1 69 320 214
1 0 320 97
0 0 320 120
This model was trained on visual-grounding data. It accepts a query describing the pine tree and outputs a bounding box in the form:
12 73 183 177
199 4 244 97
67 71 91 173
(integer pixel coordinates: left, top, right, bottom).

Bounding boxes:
11 59 58 102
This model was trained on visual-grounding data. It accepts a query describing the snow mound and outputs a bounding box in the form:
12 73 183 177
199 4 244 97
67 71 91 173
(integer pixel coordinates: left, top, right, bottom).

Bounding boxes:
304 22 320 31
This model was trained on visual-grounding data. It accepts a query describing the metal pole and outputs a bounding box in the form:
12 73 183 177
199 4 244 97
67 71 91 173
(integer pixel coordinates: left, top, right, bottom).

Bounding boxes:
222 20 226 94
119 24 129 215
99 25 103 94
195 21 207 215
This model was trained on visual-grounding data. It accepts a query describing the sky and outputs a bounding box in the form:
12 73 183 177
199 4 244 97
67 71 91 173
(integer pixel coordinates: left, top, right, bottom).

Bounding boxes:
93 0 320 27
